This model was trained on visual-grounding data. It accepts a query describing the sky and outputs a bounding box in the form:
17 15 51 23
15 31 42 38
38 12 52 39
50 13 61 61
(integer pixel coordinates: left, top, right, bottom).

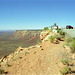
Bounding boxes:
0 0 75 30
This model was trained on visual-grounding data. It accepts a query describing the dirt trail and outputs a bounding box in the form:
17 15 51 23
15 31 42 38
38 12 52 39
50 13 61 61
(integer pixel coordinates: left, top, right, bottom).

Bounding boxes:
1 40 67 75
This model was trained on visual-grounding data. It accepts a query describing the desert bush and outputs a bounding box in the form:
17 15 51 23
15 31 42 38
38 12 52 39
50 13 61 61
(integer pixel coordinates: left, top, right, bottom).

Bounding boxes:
61 59 69 65
57 29 60 33
0 68 4 74
49 36 55 43
53 34 61 40
65 37 75 53
69 40 75 53
59 31 66 39
43 27 49 31
62 32 66 35
60 66 71 75
59 31 66 35
65 43 70 46
63 43 70 48
61 35 65 38
5 63 11 67
59 31 62 35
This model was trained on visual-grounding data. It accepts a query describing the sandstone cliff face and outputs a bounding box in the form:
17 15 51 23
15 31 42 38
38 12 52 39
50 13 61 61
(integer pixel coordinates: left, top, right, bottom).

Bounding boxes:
40 30 50 41
11 30 42 40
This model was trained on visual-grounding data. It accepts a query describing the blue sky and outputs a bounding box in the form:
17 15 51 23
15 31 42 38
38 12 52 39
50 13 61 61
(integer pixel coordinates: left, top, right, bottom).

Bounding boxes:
0 0 75 30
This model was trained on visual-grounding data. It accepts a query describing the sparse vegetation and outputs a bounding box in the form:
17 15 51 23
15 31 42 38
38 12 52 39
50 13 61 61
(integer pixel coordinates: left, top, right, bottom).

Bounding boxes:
44 40 48 42
65 37 75 53
53 34 61 40
65 43 70 46
0 68 4 74
57 29 60 33
63 43 70 48
49 36 55 43
59 31 66 35
24 52 29 56
65 37 74 43
69 40 75 53
59 31 66 39
60 66 71 75
61 59 69 66
5 63 11 67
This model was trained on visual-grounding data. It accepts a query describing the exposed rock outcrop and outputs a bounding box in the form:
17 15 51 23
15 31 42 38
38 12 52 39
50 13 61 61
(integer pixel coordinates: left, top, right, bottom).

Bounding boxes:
40 30 55 42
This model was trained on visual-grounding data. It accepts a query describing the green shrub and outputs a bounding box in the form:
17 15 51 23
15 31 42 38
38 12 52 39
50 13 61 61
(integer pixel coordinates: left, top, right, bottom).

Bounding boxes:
65 37 75 53
61 59 69 65
59 31 66 39
57 29 60 33
69 40 75 53
59 31 66 35
60 66 71 75
43 27 49 31
65 43 70 46
49 37 55 43
0 69 4 74
62 32 66 35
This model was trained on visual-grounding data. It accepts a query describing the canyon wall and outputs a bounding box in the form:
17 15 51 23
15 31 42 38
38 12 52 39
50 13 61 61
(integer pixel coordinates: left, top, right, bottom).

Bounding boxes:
11 30 42 40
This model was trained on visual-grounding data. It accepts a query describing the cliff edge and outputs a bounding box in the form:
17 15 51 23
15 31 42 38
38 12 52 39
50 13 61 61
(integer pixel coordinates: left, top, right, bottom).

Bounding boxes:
0 30 75 75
